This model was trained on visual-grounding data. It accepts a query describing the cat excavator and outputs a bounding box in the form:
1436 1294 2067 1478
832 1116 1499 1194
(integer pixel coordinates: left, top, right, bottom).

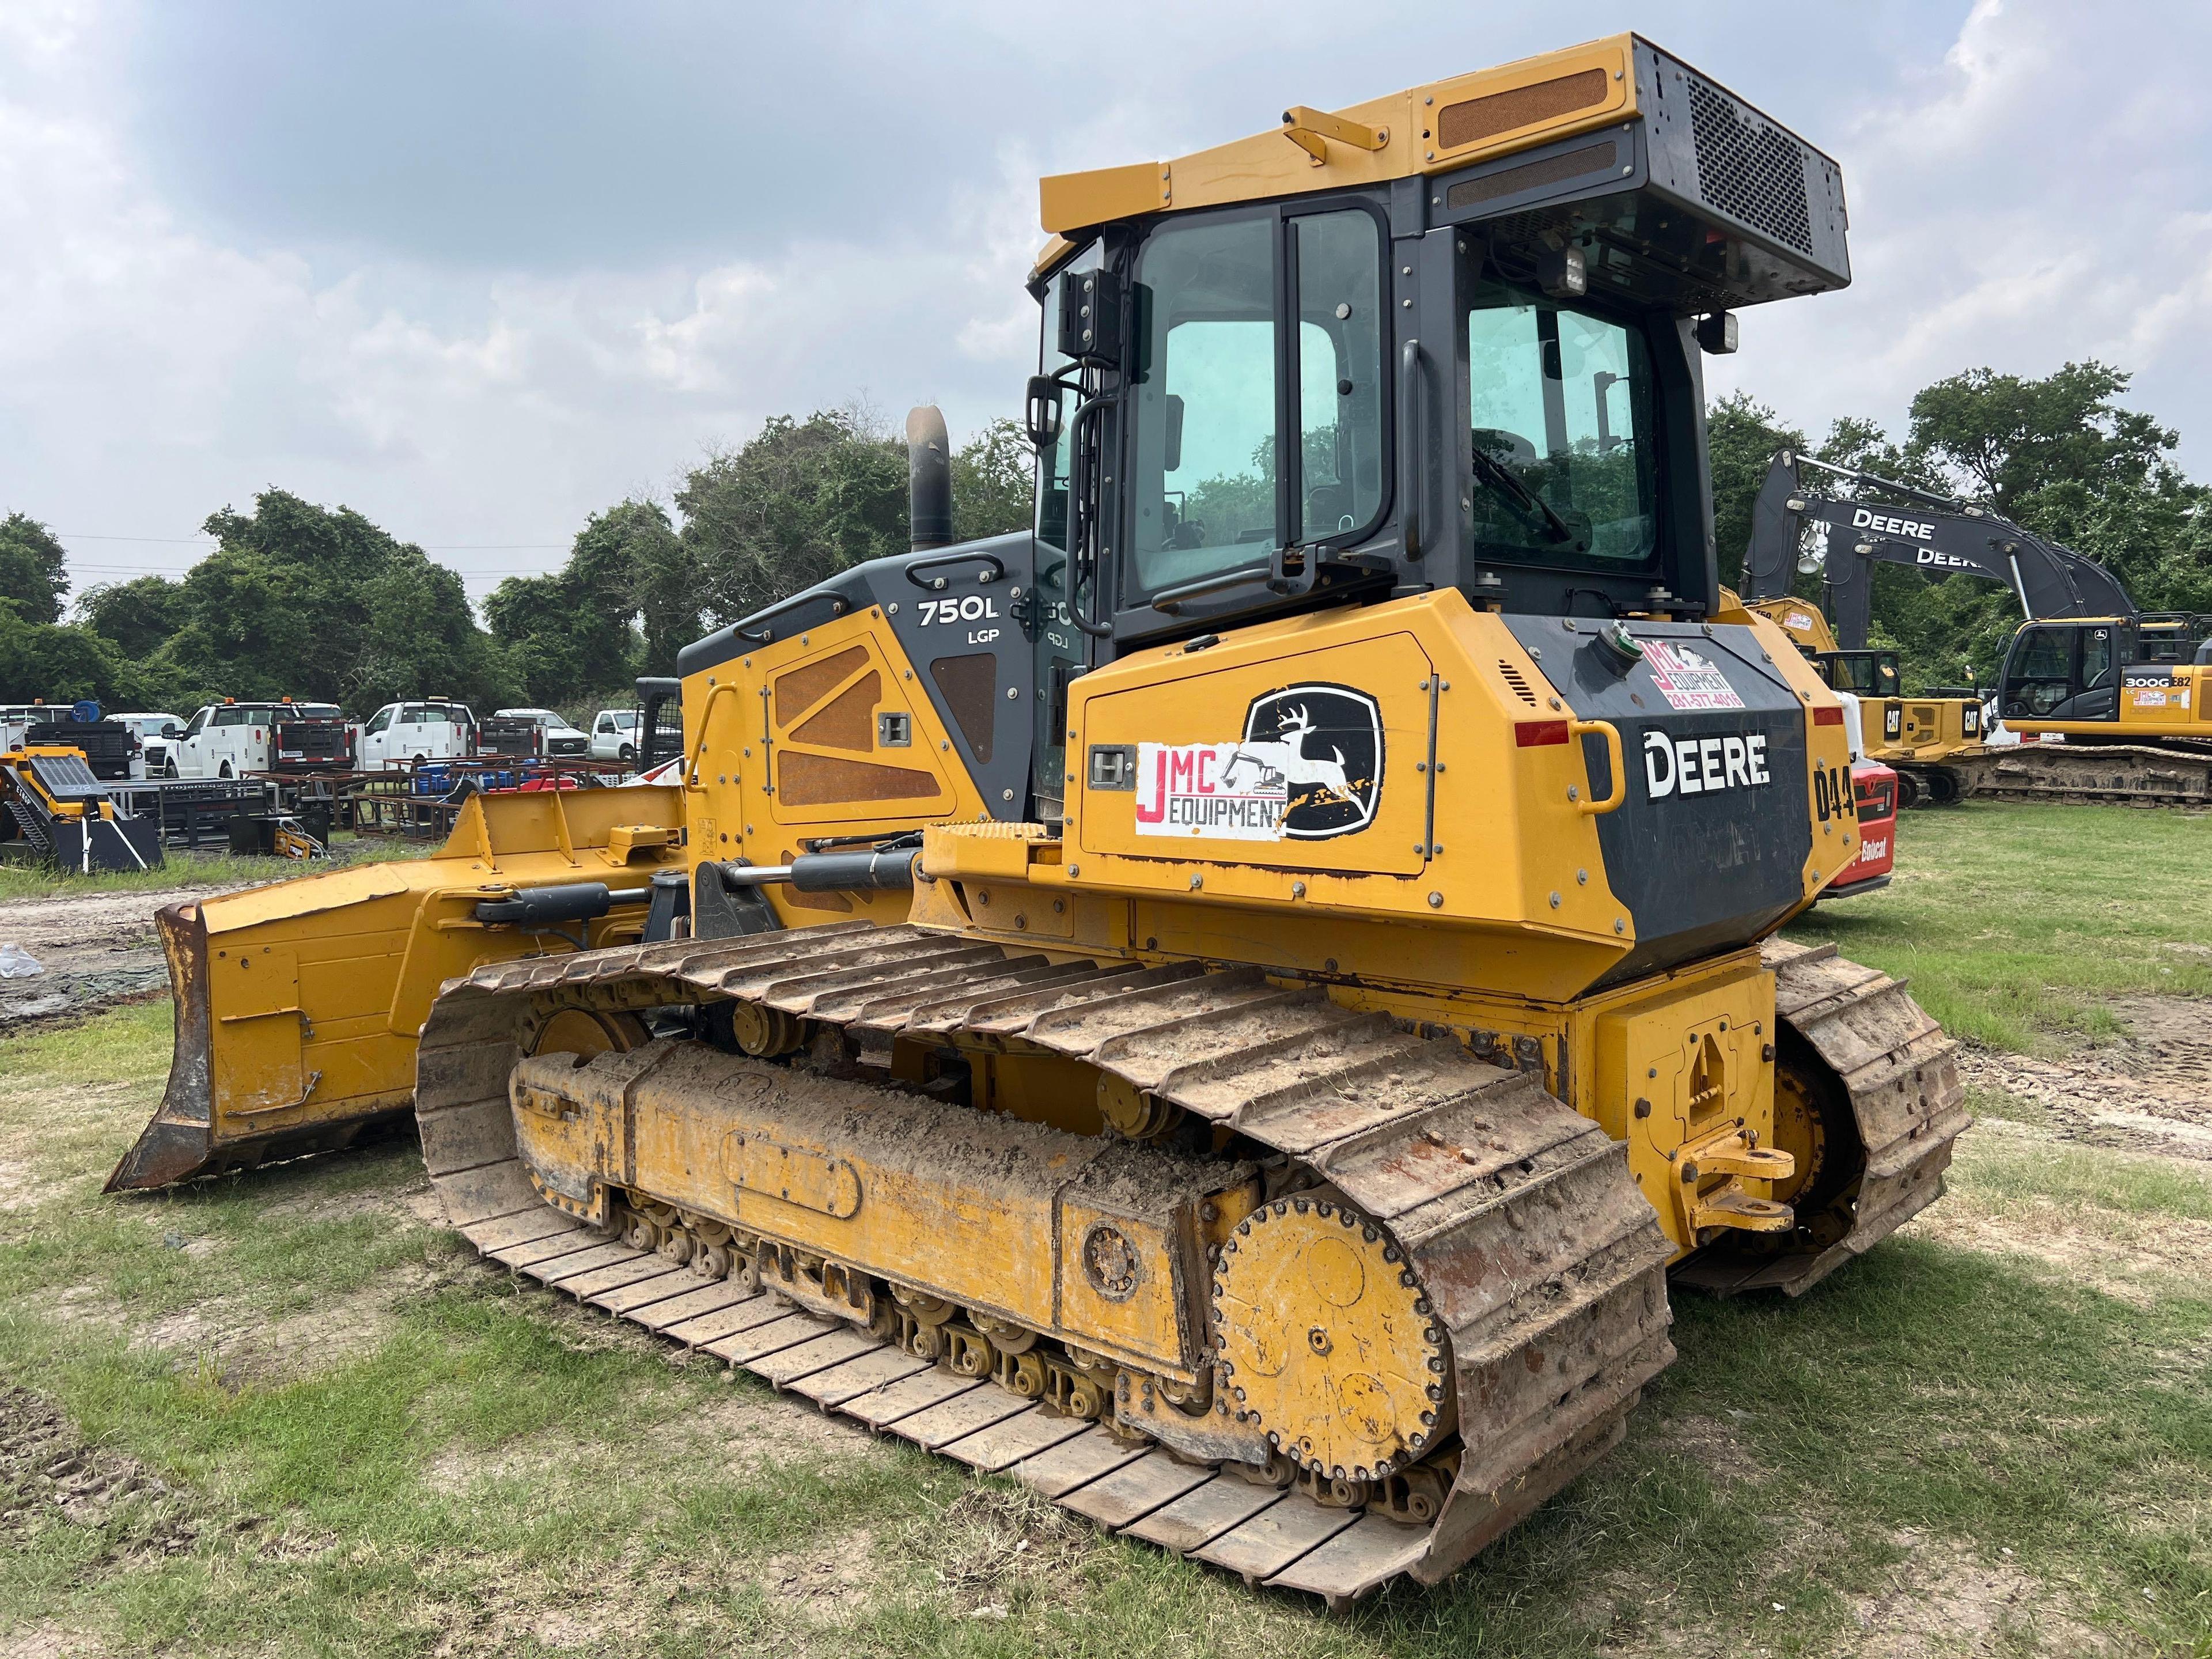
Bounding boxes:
1745 450 2212 804
112 37 1965 1602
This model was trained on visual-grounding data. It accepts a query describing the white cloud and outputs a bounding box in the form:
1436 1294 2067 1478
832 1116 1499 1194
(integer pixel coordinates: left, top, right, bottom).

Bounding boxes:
1707 0 2212 468
4 0 2210 622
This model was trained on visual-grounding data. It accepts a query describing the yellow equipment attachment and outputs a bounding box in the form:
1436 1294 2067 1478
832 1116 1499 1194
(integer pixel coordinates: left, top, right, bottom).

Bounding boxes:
107 787 690 1189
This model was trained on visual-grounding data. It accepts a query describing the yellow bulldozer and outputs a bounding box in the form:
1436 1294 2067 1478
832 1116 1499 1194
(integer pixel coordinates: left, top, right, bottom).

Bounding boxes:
111 36 1966 1603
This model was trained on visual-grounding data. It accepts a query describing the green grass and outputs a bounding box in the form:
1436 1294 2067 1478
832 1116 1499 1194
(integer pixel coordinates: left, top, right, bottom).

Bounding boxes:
1 998 2207 1657
1 798 2206 1654
0 832 433 902
1787 800 2212 1051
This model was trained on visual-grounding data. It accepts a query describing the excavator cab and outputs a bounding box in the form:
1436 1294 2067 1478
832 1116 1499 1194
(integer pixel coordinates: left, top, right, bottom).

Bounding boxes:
1998 615 2211 751
2001 620 2128 722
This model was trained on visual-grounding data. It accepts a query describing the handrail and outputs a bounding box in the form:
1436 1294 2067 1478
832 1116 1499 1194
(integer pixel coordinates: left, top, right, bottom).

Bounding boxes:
903 550 1005 590
730 588 851 645
1571 719 1627 815
1066 395 1114 638
1150 562 1275 613
1398 338 1424 558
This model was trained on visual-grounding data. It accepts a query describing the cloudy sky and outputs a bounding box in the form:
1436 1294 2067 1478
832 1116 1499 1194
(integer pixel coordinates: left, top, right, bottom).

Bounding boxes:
3 0 2209 605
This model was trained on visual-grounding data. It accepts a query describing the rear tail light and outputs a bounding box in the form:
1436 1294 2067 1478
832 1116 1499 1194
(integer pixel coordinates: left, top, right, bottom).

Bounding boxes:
1813 706 1844 727
1515 720 1571 747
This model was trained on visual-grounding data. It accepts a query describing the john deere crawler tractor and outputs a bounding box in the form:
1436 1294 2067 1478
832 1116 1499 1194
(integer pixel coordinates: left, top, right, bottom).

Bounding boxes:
115 36 1964 1603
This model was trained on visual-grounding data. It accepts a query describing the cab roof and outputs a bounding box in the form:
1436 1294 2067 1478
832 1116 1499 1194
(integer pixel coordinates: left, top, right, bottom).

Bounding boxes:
1033 33 1845 293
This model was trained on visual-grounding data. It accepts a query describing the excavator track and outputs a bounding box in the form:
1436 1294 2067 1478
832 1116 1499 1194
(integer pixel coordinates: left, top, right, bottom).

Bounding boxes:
414 922 1678 1604
1674 940 1968 1296
1938 741 2212 808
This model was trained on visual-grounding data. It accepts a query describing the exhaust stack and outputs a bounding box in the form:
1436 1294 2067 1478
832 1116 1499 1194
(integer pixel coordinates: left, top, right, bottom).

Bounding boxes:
906 404 953 551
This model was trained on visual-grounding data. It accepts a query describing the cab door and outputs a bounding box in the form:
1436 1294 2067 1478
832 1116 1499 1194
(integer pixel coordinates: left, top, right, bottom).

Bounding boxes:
175 707 214 777
2002 626 2083 724
358 706 396 770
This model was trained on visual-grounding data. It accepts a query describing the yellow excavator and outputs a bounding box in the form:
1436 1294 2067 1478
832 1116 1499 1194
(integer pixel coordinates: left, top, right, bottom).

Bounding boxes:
1744 450 2212 805
113 36 1965 1602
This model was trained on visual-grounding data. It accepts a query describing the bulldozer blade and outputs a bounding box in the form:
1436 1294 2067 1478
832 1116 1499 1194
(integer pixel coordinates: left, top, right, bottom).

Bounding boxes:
107 903 221 1191
104 902 410 1191
105 786 690 1193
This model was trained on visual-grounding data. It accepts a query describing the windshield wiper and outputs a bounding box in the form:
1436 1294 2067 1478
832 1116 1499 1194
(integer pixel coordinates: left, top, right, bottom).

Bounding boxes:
1470 446 1575 545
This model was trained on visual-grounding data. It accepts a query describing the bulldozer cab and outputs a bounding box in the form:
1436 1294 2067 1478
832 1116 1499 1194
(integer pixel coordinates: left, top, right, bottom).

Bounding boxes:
1024 35 1851 819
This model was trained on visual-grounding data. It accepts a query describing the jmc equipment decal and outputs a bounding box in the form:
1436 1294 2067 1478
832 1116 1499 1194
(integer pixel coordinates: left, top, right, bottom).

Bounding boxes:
1644 641 1745 712
1134 684 1382 842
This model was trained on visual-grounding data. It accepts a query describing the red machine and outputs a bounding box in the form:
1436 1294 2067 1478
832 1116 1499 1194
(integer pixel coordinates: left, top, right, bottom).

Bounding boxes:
1828 760 1897 897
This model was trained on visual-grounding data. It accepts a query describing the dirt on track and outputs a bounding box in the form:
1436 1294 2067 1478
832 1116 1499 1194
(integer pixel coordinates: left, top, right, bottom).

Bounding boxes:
1959 996 2212 1161
0 886 251 1029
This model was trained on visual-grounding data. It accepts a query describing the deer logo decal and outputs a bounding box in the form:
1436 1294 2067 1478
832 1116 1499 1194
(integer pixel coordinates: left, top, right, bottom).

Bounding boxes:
1233 684 1384 839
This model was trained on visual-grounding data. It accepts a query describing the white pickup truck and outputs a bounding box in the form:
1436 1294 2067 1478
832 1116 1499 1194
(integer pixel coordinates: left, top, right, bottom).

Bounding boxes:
171 701 349 778
113 713 187 778
356 700 479 772
494 708 593 760
589 708 641 762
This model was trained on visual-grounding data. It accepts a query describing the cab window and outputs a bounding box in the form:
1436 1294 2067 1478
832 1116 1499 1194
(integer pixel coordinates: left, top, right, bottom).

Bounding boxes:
1464 268 1661 567
2081 628 2113 690
182 709 209 738
1130 211 1276 595
400 706 428 724
366 708 394 735
214 706 249 727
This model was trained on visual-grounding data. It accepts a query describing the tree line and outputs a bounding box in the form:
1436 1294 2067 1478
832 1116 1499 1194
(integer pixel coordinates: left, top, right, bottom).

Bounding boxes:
2 363 2207 718
0 408 1032 719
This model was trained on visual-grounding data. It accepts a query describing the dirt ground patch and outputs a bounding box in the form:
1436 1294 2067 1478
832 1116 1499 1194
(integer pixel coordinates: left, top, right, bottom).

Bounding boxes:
1846 1532 2113 1657
1960 995 2212 1160
0 1386 213 1563
1907 1130 2212 1302
762 1524 880 1614
902 1482 1104 1620
0 885 244 1028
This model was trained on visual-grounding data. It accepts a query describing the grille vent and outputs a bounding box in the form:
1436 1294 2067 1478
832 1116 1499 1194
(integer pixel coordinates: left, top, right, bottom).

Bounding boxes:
1686 76 1813 255
1445 141 1617 213
1438 67 1609 150
1498 661 1540 707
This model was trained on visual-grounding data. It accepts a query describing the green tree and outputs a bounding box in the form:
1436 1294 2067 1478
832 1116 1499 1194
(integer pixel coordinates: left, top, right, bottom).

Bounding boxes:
1895 362 2212 678
950 419 1035 543
148 490 513 711
78 575 186 661
0 611 152 706
0 514 70 626
677 408 910 628
485 499 699 706
1704 392 1806 592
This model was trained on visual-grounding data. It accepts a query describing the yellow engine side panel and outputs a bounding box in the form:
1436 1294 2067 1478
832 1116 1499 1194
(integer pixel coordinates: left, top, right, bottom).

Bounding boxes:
2120 665 2205 733
676 600 993 931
